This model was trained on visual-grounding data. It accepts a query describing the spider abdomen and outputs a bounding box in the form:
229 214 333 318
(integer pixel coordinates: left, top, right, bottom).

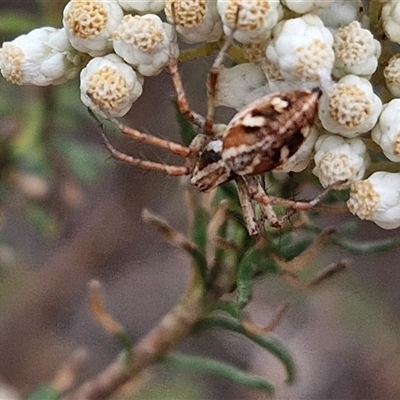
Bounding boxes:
222 88 322 176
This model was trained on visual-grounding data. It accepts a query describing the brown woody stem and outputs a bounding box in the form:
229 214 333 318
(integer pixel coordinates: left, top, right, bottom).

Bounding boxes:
63 270 226 400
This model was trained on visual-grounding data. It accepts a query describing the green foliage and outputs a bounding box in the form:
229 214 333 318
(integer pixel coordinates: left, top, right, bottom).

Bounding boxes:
24 384 59 400
0 13 40 37
195 317 295 384
164 353 275 393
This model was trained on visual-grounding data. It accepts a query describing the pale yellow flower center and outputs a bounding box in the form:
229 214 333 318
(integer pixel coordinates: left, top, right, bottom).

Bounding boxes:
347 180 379 220
87 66 129 113
334 21 371 65
393 131 400 156
65 0 108 39
295 39 334 81
0 42 24 85
328 84 371 128
384 54 400 86
225 0 270 30
165 0 207 28
113 15 164 52
319 153 353 187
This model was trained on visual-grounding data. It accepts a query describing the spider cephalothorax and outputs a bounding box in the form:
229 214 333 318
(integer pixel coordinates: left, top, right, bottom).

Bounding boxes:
190 88 321 192
93 22 324 236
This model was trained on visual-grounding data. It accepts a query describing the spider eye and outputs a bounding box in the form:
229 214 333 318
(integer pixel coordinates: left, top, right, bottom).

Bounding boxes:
198 147 222 169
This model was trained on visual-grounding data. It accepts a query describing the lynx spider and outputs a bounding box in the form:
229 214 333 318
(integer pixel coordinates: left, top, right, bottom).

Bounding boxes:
94 13 326 236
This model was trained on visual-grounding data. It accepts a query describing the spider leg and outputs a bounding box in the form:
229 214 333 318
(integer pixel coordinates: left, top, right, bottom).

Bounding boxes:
110 117 191 158
99 127 188 177
168 12 208 132
246 176 340 216
205 6 240 136
252 183 336 210
88 94 191 158
236 176 259 236
205 31 235 136
241 177 287 229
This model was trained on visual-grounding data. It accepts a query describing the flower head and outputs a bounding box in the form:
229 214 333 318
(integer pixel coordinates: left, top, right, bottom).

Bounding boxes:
0 27 82 86
63 0 123 57
371 99 400 162
384 54 400 97
347 171 400 229
165 0 222 43
333 21 381 78
382 0 400 45
112 14 176 76
266 14 334 83
318 0 363 30
217 0 283 44
117 0 165 13
313 134 368 188
281 0 333 15
318 75 382 138
216 63 268 110
80 54 144 117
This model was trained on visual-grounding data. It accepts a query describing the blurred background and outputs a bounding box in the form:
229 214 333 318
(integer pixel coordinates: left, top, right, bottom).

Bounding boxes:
1 1 400 399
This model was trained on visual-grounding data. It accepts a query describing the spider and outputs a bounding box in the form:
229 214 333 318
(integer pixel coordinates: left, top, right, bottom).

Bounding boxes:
92 19 325 236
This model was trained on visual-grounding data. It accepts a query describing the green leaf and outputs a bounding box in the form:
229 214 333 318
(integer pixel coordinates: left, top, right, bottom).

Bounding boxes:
212 301 242 319
195 316 295 383
305 223 400 254
237 250 258 308
115 331 133 369
278 238 313 262
191 207 209 254
54 138 105 184
0 13 39 36
164 353 275 393
25 203 58 237
332 235 400 254
24 384 59 400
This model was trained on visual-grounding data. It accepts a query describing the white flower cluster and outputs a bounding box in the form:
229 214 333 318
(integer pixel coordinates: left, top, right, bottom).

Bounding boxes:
1 0 400 230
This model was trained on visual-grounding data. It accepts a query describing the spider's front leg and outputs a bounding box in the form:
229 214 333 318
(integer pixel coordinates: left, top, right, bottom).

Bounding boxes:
236 176 259 236
98 126 189 177
239 176 291 230
167 21 207 132
245 176 340 222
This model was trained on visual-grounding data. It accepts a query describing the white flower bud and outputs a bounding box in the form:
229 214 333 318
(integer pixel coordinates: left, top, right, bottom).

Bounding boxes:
382 0 400 45
63 0 123 57
347 171 400 229
371 99 400 162
333 21 381 79
313 134 368 188
80 54 144 117
0 27 82 86
281 0 333 15
318 0 363 30
165 0 223 43
318 75 382 138
117 0 165 13
266 14 334 83
216 63 268 110
277 126 319 173
112 14 176 76
384 54 400 97
217 0 283 44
